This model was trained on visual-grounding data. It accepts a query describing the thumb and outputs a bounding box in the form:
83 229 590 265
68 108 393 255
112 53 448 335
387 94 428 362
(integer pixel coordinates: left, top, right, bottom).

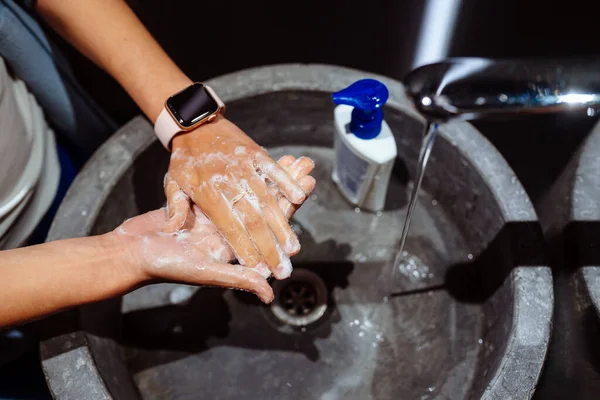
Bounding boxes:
181 260 274 303
163 173 191 232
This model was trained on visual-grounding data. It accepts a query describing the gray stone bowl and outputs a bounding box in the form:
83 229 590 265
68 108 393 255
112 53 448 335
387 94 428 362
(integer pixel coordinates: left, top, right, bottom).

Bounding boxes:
40 64 552 400
536 119 600 400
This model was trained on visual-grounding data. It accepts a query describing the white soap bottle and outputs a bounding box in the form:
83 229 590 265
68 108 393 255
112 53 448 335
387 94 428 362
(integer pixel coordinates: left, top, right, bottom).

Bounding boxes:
331 79 397 212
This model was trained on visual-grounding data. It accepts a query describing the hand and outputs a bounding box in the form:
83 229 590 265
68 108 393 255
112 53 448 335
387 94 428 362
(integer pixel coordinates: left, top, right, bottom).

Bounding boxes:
164 117 308 279
114 156 316 303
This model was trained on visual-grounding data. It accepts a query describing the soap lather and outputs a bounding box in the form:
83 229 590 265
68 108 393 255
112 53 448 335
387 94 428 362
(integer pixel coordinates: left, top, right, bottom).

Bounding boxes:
331 79 397 212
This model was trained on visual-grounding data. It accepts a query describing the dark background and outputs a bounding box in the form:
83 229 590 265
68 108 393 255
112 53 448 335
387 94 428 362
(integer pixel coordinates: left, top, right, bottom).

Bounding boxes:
43 0 600 203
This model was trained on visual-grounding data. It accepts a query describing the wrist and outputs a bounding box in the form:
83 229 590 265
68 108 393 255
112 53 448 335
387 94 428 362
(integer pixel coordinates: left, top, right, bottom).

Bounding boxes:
101 231 150 288
148 74 193 123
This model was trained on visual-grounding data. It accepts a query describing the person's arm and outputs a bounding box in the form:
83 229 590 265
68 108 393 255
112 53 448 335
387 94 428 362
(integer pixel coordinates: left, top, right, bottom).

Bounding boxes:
36 0 308 279
0 155 315 329
36 0 188 122
0 216 274 329
0 234 140 328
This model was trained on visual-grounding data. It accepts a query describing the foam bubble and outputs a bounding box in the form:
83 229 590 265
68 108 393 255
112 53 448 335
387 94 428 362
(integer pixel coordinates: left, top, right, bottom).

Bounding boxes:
234 146 246 155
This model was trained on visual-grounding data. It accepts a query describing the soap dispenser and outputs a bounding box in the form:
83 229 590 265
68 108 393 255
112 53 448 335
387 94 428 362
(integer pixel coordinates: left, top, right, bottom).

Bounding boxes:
331 79 397 212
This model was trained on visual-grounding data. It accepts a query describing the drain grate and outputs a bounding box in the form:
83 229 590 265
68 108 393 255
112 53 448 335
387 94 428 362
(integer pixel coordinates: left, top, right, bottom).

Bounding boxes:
281 282 318 316
270 269 328 327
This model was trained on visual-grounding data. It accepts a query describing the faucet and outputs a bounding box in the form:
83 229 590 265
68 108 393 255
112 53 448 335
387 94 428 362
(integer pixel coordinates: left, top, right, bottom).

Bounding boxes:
403 57 600 121
391 57 600 277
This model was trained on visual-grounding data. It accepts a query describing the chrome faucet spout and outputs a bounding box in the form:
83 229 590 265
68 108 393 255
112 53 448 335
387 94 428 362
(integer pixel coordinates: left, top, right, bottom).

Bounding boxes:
403 57 600 121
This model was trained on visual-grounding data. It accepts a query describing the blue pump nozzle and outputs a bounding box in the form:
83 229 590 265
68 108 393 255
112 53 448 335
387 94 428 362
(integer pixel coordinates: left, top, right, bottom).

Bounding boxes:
332 79 389 139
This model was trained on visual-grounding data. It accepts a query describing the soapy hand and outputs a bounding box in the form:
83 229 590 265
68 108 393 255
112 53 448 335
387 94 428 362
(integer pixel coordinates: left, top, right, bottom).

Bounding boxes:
114 155 316 304
165 117 308 279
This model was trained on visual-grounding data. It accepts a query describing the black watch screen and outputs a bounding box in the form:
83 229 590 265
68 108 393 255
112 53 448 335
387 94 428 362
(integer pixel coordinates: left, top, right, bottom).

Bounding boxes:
166 83 219 128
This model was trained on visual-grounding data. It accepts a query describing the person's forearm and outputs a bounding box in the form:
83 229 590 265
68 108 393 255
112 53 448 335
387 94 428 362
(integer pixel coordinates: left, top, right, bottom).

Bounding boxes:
36 0 192 122
0 233 141 328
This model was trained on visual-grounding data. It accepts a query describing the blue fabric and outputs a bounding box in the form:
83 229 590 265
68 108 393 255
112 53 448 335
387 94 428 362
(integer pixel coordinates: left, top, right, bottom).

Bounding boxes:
27 141 77 245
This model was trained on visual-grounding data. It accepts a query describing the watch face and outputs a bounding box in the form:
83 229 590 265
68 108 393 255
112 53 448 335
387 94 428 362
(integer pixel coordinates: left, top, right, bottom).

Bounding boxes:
166 83 219 128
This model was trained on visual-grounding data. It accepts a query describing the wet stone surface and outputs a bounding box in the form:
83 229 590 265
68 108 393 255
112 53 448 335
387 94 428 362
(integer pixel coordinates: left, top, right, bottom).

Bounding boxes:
121 146 484 400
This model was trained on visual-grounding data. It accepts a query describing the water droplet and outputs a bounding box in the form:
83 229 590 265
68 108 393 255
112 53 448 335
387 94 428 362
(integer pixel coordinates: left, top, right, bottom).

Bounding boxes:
428 386 435 392
286 382 292 388
301 327 307 332
431 199 438 206
359 332 364 337
310 194 318 201
511 176 517 183
467 253 474 260
172 325 183 334
376 211 383 217
421 96 432 106
383 296 389 303
354 207 361 213
475 97 485 105
397 253 430 282
354 319 359 325
498 93 508 102
354 253 367 263
478 338 483 345
81 210 88 216
588 107 597 117
428 273 434 278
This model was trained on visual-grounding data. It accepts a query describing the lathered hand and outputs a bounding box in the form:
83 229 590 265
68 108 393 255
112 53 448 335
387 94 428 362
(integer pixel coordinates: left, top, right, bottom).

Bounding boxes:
115 156 315 304
166 117 307 279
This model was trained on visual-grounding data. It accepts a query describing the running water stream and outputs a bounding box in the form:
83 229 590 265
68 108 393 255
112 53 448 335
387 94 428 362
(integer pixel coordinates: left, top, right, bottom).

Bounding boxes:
393 122 439 270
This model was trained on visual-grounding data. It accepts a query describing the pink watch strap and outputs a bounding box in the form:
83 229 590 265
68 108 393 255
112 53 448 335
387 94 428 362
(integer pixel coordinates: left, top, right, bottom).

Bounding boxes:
154 85 225 151
154 107 181 150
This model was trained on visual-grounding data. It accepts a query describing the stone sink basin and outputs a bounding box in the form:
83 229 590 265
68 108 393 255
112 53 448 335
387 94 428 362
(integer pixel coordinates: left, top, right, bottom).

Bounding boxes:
535 118 600 400
41 65 552 400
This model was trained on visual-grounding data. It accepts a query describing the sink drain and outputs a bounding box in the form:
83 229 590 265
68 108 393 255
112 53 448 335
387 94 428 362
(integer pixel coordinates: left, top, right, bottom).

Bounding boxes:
271 269 328 327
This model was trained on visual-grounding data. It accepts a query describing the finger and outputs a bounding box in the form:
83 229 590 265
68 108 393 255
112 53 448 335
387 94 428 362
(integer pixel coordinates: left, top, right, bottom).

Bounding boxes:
277 155 295 169
192 182 266 271
232 192 292 279
188 209 271 279
272 156 316 220
281 175 316 220
164 174 191 232
254 151 306 204
187 261 274 303
265 155 297 197
205 236 271 278
243 164 300 255
288 156 316 180
269 156 314 199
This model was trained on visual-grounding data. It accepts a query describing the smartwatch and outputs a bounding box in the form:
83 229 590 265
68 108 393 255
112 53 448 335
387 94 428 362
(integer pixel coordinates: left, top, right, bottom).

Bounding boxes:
154 82 225 150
